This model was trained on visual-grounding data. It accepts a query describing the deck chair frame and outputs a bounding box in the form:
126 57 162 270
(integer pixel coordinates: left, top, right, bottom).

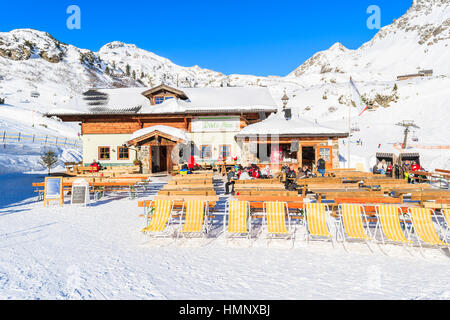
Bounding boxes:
223 200 252 241
337 204 373 252
303 203 334 246
262 202 295 247
177 200 210 239
142 200 175 238
442 209 450 243
374 205 413 253
407 208 449 253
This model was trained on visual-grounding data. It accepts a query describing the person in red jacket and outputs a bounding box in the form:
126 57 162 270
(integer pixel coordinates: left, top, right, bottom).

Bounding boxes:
411 161 421 172
188 155 199 171
90 159 100 173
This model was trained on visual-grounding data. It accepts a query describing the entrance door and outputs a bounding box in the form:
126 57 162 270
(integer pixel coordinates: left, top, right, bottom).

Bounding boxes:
151 146 168 173
302 146 316 168
316 146 333 170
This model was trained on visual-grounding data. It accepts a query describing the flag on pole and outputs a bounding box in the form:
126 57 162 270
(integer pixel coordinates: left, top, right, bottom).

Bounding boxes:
350 77 368 116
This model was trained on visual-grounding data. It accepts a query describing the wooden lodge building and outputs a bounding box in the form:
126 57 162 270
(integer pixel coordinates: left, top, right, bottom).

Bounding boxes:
48 84 348 174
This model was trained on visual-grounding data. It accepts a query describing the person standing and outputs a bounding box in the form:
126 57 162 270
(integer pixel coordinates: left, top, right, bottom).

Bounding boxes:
225 167 237 195
317 158 326 177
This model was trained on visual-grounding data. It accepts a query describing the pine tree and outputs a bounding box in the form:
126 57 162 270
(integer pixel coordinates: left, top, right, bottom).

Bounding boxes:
393 84 398 91
105 66 110 75
40 150 58 175
132 70 136 79
126 64 131 76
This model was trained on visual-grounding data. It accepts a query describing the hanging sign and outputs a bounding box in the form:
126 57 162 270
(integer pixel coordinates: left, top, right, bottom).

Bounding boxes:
191 117 240 132
44 177 64 207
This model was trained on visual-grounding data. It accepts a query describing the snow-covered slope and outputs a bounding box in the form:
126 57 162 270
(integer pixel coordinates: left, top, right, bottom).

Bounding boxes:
0 0 449 173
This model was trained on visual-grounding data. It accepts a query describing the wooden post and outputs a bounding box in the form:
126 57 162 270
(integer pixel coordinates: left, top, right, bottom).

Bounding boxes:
297 144 302 169
148 147 152 174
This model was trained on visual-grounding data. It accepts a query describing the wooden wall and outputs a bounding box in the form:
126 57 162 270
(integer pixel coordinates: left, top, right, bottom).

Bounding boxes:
81 113 265 135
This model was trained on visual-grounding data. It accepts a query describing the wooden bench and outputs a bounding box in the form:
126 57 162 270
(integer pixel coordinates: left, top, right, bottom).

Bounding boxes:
168 179 213 185
316 191 384 202
234 179 280 184
410 191 450 202
235 195 304 209
173 174 214 180
333 172 376 178
152 195 219 207
296 178 345 185
162 184 215 191
236 190 298 197
158 190 217 196
385 184 431 193
234 183 285 190
307 183 360 190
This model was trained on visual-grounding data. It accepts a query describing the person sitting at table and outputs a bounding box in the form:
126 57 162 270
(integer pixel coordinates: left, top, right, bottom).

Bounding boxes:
261 165 273 179
239 167 251 180
250 164 261 179
225 167 237 195
179 164 192 175
285 165 297 190
188 155 199 171
377 159 388 175
90 159 100 173
409 161 423 184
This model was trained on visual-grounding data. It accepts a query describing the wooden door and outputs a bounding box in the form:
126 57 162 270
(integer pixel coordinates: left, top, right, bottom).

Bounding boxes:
316 146 333 170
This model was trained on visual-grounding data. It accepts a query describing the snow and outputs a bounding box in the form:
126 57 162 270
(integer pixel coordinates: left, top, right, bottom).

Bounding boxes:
51 86 279 115
130 125 190 142
238 111 348 137
0 174 450 300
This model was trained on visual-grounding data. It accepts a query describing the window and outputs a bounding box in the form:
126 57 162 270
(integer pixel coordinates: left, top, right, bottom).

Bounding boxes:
117 146 129 160
219 145 231 159
154 96 174 105
98 147 110 160
155 96 164 105
200 145 212 159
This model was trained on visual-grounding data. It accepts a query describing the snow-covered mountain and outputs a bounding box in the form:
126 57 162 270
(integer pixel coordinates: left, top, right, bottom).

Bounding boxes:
0 0 449 173
288 0 450 82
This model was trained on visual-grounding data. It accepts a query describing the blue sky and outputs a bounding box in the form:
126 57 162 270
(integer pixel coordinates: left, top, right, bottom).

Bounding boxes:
1 0 412 76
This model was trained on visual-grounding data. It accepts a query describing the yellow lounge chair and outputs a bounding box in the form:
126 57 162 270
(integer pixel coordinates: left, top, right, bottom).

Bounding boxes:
443 209 450 242
304 203 333 245
338 204 372 252
141 199 174 237
178 200 209 238
224 200 251 240
263 201 295 246
408 208 449 250
374 205 412 248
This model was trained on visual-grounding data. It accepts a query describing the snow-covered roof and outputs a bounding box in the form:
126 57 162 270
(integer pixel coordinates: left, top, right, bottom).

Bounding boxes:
130 125 190 142
48 86 278 117
237 112 349 138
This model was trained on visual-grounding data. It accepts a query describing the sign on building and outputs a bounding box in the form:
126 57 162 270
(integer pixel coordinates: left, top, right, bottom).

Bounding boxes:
191 117 240 132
